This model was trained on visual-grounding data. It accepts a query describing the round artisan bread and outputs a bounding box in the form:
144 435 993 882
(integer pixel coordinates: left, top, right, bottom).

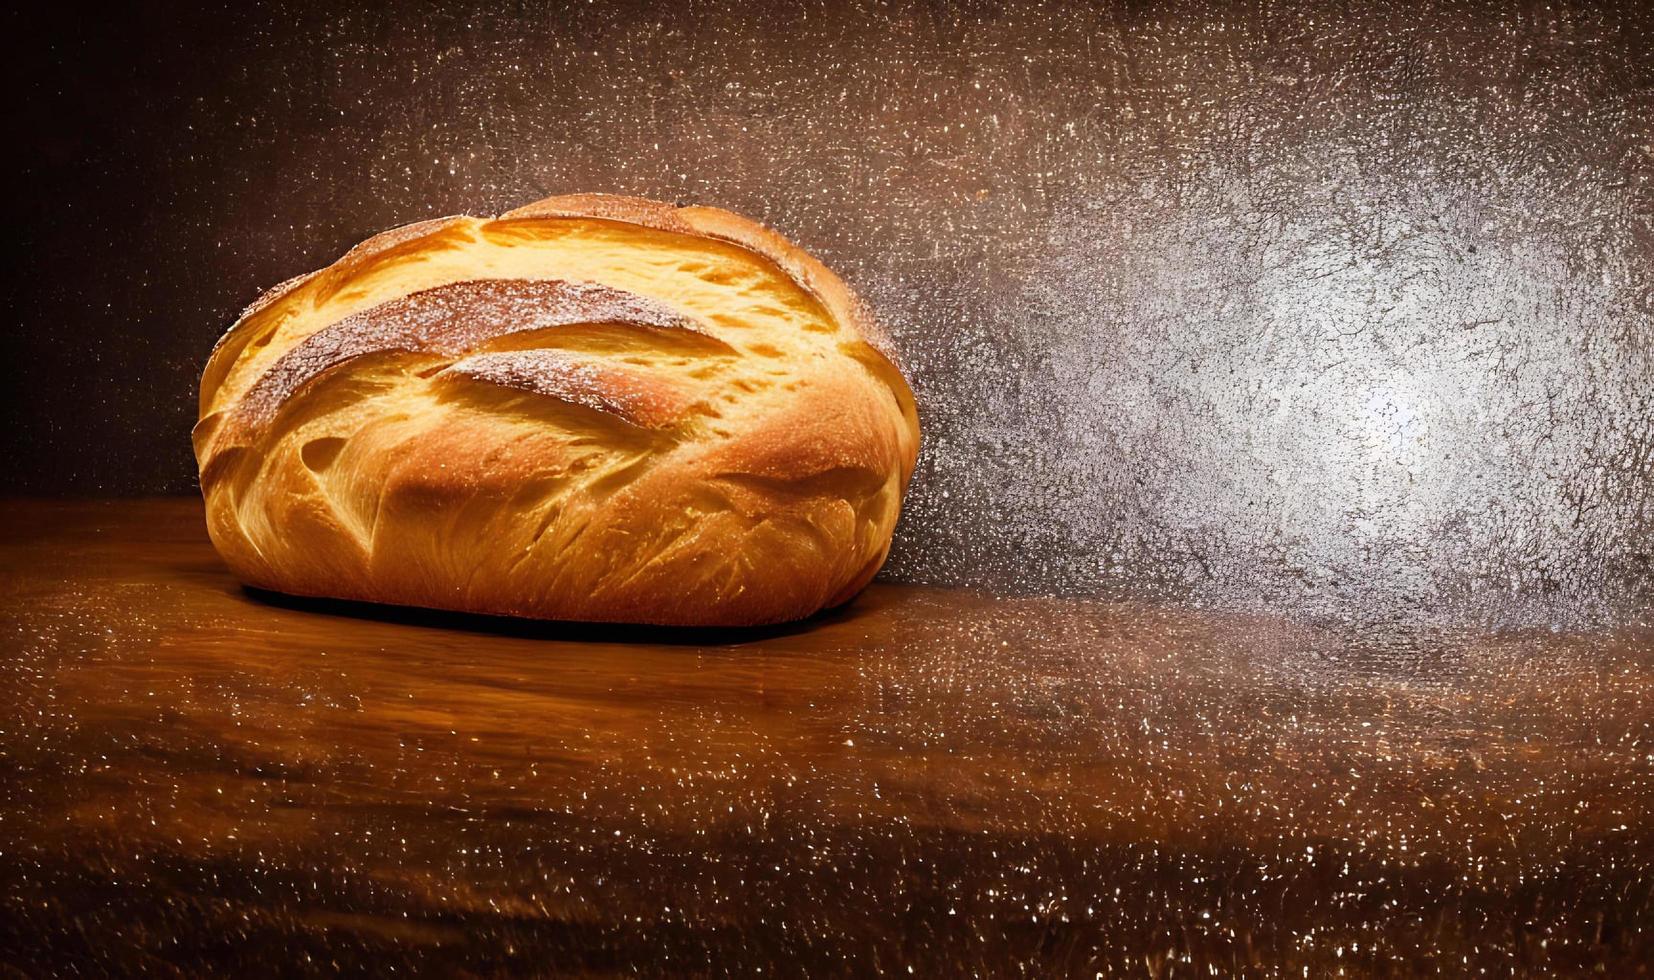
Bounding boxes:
194 194 920 626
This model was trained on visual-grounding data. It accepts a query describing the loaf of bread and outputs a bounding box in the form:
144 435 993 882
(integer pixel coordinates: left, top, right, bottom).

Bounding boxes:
194 194 920 626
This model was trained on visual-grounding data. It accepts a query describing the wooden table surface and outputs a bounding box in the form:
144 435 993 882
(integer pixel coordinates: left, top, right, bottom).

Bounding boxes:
2 499 1650 975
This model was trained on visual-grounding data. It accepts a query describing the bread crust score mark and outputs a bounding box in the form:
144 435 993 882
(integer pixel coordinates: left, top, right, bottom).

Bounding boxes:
195 194 920 627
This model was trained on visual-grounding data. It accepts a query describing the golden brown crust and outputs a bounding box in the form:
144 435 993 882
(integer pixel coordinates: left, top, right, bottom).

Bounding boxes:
223 278 709 434
196 194 920 626
201 217 473 416
439 350 692 430
497 193 895 355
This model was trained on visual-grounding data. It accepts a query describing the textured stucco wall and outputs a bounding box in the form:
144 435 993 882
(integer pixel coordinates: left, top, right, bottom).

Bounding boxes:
9 0 1652 626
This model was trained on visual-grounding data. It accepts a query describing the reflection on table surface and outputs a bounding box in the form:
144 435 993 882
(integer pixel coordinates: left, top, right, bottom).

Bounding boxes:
2 499 1650 974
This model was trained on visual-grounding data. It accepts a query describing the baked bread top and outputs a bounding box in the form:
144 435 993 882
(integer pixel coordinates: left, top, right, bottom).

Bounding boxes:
194 194 920 626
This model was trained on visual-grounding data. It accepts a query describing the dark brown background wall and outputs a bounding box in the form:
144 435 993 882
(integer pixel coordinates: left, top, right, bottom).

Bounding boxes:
7 0 1652 627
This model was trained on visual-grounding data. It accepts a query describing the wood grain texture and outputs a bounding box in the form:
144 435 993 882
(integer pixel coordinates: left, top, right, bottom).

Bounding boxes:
1 499 1651 975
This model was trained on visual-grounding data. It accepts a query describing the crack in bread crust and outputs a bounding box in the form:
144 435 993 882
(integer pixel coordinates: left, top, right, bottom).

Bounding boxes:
196 194 921 626
200 217 474 415
438 350 693 430
232 279 709 430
